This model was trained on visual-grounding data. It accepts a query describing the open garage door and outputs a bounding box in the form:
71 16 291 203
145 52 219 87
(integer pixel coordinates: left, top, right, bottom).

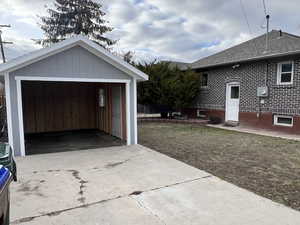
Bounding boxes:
21 81 127 155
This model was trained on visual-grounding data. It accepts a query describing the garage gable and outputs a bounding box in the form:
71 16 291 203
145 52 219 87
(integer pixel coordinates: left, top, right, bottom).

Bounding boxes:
11 46 130 80
0 35 148 81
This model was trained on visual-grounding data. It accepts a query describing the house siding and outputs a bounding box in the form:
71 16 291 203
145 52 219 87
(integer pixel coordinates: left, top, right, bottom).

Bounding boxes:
11 46 131 80
192 55 300 133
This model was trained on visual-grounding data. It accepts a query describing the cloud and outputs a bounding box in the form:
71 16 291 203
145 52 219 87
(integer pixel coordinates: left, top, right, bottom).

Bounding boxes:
1 0 300 63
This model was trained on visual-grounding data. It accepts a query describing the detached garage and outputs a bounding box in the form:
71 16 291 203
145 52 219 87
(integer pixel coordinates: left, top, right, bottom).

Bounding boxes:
0 35 148 156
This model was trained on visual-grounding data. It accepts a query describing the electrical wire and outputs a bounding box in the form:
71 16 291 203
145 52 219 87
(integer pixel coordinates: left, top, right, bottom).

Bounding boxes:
262 0 267 16
240 0 252 34
239 0 259 54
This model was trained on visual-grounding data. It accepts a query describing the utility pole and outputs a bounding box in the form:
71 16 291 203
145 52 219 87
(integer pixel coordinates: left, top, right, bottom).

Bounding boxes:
0 25 13 63
265 15 270 52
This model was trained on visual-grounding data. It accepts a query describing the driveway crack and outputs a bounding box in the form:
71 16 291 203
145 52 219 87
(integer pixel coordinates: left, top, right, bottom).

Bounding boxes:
10 195 123 224
130 196 167 225
105 159 131 169
11 175 212 224
129 175 212 196
66 169 88 204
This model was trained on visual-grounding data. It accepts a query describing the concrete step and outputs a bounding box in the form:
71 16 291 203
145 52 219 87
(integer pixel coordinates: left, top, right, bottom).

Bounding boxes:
224 121 239 127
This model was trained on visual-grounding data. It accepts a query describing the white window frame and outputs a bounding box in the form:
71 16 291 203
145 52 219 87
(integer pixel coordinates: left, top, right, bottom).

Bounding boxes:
274 115 293 127
277 61 294 85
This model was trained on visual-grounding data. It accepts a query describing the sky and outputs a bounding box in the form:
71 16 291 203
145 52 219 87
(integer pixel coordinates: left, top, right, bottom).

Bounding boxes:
0 0 300 63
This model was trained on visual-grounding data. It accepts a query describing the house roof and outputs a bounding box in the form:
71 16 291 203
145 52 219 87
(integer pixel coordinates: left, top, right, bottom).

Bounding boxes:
0 35 148 81
166 61 190 70
190 30 300 69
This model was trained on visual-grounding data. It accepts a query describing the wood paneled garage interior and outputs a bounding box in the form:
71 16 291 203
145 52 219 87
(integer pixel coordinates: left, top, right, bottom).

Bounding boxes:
22 81 127 142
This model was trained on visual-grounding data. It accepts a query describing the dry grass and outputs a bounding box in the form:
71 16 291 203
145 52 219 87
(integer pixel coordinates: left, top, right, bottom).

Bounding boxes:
138 122 300 211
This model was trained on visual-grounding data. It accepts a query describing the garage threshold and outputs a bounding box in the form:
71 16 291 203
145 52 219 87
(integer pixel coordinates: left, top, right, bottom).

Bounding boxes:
25 129 125 155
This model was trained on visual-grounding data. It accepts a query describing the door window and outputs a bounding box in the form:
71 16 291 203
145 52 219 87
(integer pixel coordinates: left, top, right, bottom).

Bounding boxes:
230 86 239 99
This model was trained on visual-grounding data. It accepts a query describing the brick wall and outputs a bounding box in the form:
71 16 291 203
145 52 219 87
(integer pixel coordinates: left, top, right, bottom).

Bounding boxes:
196 56 300 114
190 55 300 132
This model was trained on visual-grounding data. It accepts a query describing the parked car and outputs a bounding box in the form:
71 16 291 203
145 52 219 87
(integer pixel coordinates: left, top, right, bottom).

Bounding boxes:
0 166 12 225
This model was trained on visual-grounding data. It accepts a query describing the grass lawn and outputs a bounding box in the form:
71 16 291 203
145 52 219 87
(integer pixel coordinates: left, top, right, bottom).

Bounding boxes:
138 122 300 211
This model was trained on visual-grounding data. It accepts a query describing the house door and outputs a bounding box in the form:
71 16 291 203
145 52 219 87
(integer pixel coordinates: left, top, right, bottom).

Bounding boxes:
225 82 240 122
112 86 122 138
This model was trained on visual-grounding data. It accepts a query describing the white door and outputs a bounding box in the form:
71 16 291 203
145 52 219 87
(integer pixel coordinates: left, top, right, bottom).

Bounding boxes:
225 82 240 122
112 86 122 138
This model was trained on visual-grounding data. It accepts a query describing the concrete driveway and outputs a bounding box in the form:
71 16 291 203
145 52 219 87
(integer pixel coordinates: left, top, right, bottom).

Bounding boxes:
10 145 300 225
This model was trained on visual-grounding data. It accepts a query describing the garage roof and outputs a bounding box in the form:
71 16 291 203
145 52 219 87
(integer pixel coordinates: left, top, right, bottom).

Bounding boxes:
0 35 148 81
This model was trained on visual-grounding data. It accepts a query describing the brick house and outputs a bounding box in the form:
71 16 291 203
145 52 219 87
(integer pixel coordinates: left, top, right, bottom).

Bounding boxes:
180 30 300 134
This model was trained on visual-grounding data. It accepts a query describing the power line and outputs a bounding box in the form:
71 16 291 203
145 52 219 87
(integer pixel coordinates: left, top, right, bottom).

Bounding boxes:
239 0 259 54
239 0 252 34
262 0 267 16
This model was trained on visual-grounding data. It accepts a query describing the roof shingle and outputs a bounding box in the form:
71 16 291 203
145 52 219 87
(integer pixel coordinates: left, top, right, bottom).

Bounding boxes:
191 30 300 69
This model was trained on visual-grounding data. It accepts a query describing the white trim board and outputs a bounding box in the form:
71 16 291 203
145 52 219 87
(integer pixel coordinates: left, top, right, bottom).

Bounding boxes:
133 78 138 144
4 73 14 153
16 79 26 156
126 82 131 145
0 35 148 81
15 76 131 84
15 76 133 156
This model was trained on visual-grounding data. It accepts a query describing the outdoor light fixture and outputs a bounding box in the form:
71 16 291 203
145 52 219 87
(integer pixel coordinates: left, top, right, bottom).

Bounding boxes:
99 88 105 107
232 64 240 69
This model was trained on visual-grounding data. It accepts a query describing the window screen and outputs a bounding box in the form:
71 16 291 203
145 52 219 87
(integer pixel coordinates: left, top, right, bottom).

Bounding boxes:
281 73 292 83
274 115 293 127
281 63 292 73
277 117 292 125
231 86 239 99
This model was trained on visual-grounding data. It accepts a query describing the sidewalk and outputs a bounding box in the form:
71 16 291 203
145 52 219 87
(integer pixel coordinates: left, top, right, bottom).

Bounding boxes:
208 124 300 141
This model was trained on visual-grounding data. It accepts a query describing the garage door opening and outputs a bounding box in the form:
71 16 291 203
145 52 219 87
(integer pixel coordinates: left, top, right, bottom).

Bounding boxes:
21 81 127 155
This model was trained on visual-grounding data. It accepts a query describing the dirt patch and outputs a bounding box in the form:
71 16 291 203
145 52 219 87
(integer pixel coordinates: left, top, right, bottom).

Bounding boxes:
138 122 300 211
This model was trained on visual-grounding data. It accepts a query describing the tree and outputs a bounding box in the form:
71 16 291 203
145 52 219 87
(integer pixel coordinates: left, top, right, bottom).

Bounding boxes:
137 61 200 118
171 69 201 110
123 51 135 64
37 0 115 48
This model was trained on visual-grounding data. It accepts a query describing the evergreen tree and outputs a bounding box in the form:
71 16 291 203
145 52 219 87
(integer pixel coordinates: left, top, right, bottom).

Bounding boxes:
137 61 200 117
37 0 115 48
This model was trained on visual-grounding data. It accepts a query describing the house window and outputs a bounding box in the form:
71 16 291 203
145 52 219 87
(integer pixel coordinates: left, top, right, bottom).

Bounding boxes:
277 61 294 85
196 109 206 118
201 73 208 87
274 115 293 127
